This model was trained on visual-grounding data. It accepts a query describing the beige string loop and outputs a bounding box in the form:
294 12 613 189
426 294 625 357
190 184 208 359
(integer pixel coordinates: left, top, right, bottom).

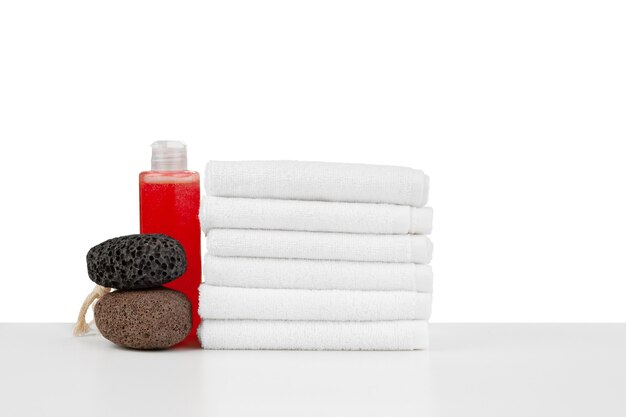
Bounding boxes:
73 284 111 336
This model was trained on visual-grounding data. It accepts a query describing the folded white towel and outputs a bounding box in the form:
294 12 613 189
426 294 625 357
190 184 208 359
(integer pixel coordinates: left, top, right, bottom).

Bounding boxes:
207 229 433 263
199 284 432 321
198 320 429 350
204 255 433 292
200 196 433 235
206 160 429 207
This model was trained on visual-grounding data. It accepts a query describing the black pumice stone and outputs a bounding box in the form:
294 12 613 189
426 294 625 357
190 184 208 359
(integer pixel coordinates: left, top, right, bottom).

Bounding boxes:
87 234 187 290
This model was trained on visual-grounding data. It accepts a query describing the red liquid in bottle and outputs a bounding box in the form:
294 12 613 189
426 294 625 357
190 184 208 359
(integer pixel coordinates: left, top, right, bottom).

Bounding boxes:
140 170 201 346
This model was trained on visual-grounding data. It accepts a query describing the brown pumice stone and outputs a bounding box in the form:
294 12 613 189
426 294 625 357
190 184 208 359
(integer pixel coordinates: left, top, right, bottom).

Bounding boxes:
94 287 192 350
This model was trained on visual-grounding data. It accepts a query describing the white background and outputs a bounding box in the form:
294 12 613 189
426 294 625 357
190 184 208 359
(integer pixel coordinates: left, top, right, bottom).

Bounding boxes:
1 0 625 323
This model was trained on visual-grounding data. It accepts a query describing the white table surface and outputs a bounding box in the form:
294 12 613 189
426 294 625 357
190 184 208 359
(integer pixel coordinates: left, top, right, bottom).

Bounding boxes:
0 323 624 417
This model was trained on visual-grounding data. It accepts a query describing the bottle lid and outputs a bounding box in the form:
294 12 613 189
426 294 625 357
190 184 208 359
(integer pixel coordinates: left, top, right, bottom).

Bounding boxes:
151 141 187 171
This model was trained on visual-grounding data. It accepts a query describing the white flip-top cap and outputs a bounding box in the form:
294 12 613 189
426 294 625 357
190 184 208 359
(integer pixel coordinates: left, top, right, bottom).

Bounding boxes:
151 141 187 171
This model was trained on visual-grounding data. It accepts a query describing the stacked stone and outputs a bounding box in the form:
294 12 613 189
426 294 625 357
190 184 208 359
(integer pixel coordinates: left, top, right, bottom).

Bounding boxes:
86 234 192 349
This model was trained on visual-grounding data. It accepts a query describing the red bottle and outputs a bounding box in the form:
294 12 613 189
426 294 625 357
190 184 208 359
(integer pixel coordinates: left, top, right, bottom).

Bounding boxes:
139 141 201 346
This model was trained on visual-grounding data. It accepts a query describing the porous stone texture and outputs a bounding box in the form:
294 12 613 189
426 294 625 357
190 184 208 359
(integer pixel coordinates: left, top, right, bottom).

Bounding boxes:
94 287 192 350
87 234 187 290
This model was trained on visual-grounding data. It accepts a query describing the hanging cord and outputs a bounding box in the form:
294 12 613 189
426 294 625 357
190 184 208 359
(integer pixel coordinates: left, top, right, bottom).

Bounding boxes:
73 284 111 336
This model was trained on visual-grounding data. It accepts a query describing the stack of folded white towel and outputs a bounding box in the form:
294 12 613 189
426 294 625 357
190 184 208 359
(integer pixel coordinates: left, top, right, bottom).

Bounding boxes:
198 161 433 350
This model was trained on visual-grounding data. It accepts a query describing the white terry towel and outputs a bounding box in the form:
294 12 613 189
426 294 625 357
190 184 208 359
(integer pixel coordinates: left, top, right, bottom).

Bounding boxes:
207 229 433 264
198 320 429 350
199 284 432 321
200 196 433 235
206 160 430 207
204 255 434 292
